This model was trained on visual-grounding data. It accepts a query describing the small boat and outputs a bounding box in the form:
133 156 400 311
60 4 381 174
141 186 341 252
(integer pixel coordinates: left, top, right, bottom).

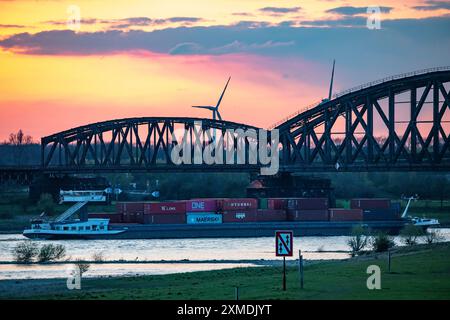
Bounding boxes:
401 195 440 230
410 217 440 228
23 218 127 240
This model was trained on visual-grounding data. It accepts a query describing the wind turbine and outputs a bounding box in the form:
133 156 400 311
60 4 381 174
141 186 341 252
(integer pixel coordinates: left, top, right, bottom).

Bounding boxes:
192 76 231 121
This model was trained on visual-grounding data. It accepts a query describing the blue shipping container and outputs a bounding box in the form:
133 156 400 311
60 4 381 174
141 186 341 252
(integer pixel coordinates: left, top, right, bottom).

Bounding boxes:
186 213 222 224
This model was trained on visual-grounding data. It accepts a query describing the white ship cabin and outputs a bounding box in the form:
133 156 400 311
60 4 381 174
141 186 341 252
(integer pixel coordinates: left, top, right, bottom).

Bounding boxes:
31 219 110 232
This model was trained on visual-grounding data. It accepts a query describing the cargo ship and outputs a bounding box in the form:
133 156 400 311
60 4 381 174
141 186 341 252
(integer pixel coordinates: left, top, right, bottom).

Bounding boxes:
22 197 439 240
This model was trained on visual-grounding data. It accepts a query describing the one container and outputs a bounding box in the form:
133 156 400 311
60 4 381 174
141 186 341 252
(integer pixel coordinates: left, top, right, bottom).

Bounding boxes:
143 213 186 224
363 209 400 221
144 201 186 215
122 212 145 224
267 198 287 210
222 210 257 223
88 213 122 223
287 210 329 221
256 209 287 222
116 202 144 214
287 198 329 210
186 213 222 224
259 198 268 209
186 199 218 212
350 199 391 210
329 208 363 221
221 199 258 211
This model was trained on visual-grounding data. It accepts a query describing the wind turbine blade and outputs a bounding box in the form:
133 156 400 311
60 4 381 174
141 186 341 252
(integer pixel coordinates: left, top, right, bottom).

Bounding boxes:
192 106 214 110
328 59 335 101
215 76 231 109
216 110 223 121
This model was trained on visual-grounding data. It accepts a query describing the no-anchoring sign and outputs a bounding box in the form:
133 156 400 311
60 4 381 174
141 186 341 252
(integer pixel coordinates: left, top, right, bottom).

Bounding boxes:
275 230 293 257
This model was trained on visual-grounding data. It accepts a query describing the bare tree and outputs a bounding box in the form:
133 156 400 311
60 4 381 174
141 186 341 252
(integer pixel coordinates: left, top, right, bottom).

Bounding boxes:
8 129 34 165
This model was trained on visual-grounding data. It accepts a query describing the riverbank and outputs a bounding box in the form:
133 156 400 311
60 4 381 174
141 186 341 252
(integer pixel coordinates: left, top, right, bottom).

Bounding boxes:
1 242 449 300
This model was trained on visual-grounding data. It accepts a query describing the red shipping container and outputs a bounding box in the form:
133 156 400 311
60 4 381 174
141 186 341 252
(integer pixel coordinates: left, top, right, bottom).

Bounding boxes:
287 198 329 210
144 201 186 215
267 199 287 210
350 199 391 210
256 209 287 222
222 210 257 223
221 198 258 211
122 211 144 224
88 213 123 223
116 202 144 214
143 213 186 224
186 199 218 212
287 210 329 221
329 208 363 221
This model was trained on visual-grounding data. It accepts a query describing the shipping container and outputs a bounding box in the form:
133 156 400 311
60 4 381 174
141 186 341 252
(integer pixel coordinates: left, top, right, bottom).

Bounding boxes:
267 198 287 210
287 198 329 210
116 202 144 214
186 199 218 212
143 213 186 224
221 198 258 211
390 202 401 215
222 210 257 222
88 213 123 223
259 198 268 209
186 213 222 224
144 201 186 215
287 210 329 221
122 211 145 224
256 209 287 222
329 208 363 221
363 209 400 221
350 198 391 210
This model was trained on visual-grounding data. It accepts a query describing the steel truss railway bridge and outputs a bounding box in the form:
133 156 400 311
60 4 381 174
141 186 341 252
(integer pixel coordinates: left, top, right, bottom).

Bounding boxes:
1 67 450 184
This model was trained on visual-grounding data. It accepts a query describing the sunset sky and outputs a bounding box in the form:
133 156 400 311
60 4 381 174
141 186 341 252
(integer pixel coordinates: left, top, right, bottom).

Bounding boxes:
0 0 449 140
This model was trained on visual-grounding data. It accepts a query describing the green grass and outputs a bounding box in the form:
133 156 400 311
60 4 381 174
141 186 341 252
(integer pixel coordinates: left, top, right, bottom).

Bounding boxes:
11 242 450 300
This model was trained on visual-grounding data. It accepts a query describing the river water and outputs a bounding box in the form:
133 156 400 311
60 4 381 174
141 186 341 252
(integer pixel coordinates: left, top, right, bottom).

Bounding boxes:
0 228 449 280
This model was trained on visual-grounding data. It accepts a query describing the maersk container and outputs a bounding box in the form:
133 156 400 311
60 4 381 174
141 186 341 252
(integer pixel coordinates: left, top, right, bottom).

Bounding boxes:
144 213 186 224
222 210 257 223
287 198 329 210
144 201 186 215
186 199 218 212
287 210 329 221
329 208 363 221
186 213 222 224
350 199 391 210
256 209 287 222
221 198 258 211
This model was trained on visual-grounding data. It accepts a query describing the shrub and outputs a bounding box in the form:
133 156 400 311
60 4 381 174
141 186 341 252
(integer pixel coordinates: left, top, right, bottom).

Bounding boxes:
371 232 395 252
425 230 445 244
37 244 66 262
12 241 38 263
400 225 425 246
37 193 55 216
92 252 105 262
75 259 90 276
347 225 369 256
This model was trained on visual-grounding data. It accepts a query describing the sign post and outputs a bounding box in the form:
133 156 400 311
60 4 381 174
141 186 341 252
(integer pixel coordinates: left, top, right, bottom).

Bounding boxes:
275 230 293 291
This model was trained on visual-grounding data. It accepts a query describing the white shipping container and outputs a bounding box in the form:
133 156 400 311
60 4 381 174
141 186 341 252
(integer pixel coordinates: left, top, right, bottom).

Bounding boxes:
186 213 222 224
